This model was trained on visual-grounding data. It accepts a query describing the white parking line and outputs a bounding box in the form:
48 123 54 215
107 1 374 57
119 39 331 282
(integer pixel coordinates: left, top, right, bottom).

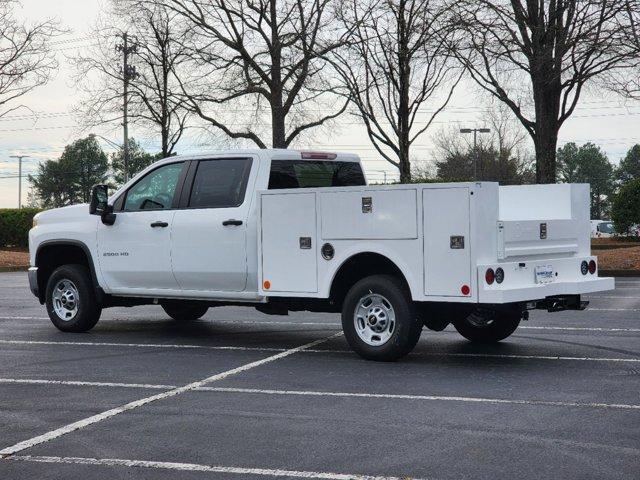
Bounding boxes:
519 326 640 332
589 295 640 299
588 308 640 312
202 387 640 411
0 339 284 353
1 339 639 363
0 332 341 458
1 378 636 411
0 378 173 389
5 455 419 480
1 316 638 332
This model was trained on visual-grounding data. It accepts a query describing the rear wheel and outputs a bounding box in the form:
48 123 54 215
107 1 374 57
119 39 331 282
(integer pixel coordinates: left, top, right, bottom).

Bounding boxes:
161 301 209 321
341 275 422 361
453 308 522 343
46 264 101 332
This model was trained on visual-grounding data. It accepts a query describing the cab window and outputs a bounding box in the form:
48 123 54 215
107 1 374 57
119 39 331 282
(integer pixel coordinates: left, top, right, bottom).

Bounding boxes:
124 162 184 211
268 160 366 189
188 158 253 208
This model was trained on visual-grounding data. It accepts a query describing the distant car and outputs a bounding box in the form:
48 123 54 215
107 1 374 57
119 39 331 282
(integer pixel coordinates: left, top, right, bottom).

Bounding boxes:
591 220 615 238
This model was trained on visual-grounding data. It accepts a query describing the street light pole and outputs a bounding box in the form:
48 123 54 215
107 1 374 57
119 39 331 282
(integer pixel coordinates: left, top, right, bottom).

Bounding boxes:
460 128 490 181
9 155 30 209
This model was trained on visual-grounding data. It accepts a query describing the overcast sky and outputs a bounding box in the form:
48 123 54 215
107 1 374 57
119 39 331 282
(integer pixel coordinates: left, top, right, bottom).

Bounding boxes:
0 0 639 208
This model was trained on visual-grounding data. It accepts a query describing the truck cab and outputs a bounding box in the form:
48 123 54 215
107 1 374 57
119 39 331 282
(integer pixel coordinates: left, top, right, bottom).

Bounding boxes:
28 149 614 361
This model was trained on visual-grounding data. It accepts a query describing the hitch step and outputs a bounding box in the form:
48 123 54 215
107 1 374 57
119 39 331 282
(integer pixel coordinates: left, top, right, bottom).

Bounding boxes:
535 295 588 312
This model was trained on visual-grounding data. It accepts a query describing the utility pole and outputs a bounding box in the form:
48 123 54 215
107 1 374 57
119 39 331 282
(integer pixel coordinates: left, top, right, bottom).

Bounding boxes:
116 33 138 182
460 128 490 181
9 155 30 209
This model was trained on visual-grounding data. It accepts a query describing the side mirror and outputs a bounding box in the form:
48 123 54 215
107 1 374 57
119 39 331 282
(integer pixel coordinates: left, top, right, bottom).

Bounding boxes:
89 184 116 225
90 184 109 215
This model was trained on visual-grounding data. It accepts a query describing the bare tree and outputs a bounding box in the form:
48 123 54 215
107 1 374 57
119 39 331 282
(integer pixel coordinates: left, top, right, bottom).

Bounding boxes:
332 0 460 183
153 0 350 149
74 1 190 157
431 102 534 184
0 0 61 116
602 1 640 100
453 0 636 183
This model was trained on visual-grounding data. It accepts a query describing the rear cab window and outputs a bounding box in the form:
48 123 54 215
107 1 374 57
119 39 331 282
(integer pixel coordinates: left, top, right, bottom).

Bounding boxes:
268 160 366 189
188 158 253 209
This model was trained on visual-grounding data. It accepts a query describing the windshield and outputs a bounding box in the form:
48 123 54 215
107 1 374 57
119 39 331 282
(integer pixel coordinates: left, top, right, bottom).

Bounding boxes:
598 222 615 234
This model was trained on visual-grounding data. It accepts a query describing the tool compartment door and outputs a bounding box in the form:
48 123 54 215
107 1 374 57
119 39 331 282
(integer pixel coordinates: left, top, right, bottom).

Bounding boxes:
261 192 318 293
423 187 471 297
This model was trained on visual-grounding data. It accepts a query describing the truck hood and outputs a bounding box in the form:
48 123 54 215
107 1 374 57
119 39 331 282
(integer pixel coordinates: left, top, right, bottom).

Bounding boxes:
34 203 89 225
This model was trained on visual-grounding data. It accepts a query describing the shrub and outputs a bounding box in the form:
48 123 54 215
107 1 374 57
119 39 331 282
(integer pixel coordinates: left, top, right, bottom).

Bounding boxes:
612 179 640 235
0 208 41 248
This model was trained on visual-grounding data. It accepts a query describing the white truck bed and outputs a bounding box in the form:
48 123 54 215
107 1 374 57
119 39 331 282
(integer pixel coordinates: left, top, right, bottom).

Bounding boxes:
258 182 613 304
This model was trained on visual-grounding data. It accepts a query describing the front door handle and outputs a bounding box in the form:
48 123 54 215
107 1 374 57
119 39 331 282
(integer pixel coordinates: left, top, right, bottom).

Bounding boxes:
150 221 169 228
222 219 243 226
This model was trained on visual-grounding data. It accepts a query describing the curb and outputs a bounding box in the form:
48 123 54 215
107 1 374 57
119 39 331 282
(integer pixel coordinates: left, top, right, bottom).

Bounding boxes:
599 270 640 277
0 266 28 273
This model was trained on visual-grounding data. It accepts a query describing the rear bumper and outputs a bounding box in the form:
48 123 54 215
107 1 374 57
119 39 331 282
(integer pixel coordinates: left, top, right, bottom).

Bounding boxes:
28 267 39 298
479 277 614 303
478 257 614 304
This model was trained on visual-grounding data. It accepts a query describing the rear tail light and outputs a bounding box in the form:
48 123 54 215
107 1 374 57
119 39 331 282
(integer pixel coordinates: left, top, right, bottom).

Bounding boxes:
495 267 504 284
580 261 589 275
588 260 596 274
485 268 495 285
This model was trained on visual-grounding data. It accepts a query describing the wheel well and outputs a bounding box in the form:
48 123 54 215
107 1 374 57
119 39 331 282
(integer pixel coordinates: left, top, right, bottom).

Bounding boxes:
35 243 95 303
329 252 410 307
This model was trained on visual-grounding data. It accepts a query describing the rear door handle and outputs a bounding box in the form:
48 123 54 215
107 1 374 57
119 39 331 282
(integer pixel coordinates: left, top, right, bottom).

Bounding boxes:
222 219 243 226
150 221 169 228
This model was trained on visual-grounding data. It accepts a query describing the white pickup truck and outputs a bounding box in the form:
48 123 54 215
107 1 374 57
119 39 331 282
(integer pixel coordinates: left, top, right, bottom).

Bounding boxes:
29 149 614 360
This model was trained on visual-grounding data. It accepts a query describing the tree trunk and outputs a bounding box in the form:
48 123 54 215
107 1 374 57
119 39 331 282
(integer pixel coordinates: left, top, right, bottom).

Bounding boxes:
271 100 286 149
533 125 558 184
161 126 169 158
397 0 411 183
532 79 560 184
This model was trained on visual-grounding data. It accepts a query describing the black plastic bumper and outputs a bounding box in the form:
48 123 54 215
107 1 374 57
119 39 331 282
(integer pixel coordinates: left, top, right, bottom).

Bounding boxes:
28 267 39 298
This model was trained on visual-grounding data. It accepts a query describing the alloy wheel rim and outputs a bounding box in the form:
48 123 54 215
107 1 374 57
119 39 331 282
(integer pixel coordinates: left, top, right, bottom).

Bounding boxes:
354 293 396 346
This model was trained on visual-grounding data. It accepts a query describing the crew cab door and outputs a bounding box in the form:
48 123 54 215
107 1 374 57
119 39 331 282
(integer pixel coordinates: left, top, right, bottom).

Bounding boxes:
97 161 187 292
170 157 255 292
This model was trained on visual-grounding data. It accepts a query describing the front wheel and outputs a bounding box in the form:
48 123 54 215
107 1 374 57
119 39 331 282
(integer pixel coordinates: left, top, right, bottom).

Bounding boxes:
341 275 422 361
161 301 209 321
46 264 102 332
453 308 522 343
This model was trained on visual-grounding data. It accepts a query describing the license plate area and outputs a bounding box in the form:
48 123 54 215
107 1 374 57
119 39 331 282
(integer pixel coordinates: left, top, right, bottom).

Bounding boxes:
535 265 555 284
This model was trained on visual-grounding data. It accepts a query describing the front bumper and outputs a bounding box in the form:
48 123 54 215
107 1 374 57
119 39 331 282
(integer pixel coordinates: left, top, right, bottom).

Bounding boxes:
28 267 39 298
478 257 615 304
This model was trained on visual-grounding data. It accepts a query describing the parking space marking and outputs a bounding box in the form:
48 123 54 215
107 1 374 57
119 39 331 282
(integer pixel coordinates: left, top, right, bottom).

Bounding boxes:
1 339 639 363
519 326 640 332
5 455 421 480
1 316 638 332
0 332 342 458
203 387 640 411
588 308 640 312
0 378 173 389
0 339 284 352
1 377 637 411
590 295 640 299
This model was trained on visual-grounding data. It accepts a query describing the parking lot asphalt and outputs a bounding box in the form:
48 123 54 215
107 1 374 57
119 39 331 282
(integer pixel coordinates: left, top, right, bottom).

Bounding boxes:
0 271 638 479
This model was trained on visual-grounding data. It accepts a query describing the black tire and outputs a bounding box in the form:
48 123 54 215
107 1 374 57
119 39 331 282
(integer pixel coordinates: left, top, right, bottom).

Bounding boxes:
453 308 522 343
45 264 101 333
161 301 209 321
341 275 422 361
